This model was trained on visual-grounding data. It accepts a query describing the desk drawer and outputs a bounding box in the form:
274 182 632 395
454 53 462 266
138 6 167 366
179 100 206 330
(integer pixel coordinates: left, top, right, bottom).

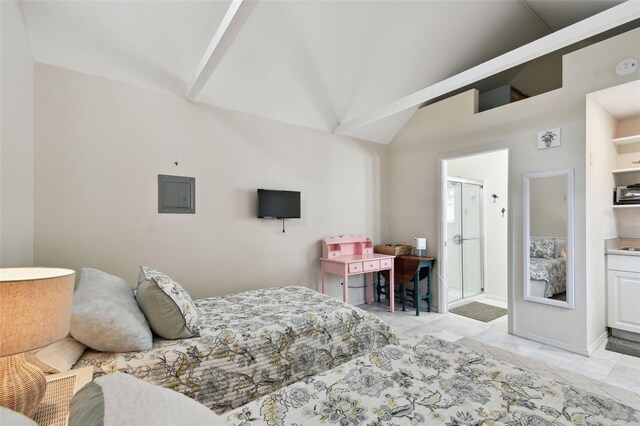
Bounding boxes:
326 251 340 259
380 259 392 269
348 262 363 274
363 260 380 272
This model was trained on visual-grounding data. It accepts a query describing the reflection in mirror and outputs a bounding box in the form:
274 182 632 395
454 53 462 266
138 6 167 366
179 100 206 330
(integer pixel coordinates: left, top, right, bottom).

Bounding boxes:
523 169 574 309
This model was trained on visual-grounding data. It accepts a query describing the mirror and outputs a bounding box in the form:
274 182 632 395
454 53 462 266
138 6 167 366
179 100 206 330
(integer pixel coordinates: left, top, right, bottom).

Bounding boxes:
523 169 574 308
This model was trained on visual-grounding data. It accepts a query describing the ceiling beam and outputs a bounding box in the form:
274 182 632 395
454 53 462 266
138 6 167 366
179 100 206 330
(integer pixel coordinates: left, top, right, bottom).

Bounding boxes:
334 1 640 135
186 0 257 101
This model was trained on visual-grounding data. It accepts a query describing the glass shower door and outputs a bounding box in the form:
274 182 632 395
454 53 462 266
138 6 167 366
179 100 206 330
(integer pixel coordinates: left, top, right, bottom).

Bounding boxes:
461 182 483 298
446 181 463 302
446 179 484 303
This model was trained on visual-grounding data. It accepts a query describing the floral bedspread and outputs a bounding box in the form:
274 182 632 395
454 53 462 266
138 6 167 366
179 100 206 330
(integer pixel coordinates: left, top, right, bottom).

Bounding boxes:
530 257 566 297
221 334 639 426
74 286 396 414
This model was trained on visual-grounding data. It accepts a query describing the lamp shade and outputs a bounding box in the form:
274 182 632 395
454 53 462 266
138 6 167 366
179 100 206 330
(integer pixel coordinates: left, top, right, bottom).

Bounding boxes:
0 268 75 357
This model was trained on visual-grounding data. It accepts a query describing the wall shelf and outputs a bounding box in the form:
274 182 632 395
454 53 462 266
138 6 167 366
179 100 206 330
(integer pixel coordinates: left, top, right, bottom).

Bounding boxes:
612 167 640 174
613 134 640 145
612 204 640 208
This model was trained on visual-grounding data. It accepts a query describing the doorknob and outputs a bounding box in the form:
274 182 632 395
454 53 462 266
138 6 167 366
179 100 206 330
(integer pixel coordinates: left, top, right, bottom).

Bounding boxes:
453 234 463 245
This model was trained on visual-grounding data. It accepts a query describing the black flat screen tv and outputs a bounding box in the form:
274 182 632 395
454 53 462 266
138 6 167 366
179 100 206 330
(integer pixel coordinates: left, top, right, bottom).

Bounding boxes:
257 189 300 219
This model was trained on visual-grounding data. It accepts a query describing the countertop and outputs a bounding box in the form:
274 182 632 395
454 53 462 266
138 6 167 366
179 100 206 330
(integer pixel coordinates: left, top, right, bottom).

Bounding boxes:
605 238 640 257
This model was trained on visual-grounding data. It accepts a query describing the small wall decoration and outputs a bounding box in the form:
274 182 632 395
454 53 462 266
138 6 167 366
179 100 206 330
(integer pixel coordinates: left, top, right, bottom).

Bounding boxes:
537 127 561 150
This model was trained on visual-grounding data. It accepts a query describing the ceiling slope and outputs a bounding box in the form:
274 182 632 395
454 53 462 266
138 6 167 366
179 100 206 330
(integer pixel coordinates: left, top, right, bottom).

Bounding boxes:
22 0 232 96
198 0 550 137
21 0 626 144
335 0 639 141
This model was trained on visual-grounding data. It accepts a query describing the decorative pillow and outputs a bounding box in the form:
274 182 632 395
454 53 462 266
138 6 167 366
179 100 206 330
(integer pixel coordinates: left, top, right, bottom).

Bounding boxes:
70 268 152 352
553 238 566 258
136 266 200 339
26 336 86 374
560 245 567 259
68 373 221 426
530 238 554 259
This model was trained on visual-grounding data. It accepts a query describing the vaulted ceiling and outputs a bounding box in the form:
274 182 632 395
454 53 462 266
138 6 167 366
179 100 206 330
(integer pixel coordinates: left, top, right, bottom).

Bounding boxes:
21 0 633 143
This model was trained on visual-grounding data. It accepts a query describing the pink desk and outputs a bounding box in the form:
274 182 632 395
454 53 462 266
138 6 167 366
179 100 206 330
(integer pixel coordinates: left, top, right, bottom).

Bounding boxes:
320 235 395 312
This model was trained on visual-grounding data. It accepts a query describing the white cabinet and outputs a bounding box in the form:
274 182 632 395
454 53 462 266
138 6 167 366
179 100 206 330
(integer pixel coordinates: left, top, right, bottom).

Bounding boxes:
607 255 640 334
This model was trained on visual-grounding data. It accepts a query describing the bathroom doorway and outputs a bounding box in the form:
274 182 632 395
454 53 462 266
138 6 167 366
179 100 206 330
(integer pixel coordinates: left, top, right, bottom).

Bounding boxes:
441 149 509 313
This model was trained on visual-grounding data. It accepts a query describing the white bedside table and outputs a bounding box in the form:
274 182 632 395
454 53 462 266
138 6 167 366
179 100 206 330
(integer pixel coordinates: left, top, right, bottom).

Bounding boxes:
33 367 93 426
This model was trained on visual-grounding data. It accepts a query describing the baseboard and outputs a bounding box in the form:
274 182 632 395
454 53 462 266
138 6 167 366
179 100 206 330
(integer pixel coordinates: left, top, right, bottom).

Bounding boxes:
485 294 507 302
513 328 589 356
448 293 487 309
587 331 608 355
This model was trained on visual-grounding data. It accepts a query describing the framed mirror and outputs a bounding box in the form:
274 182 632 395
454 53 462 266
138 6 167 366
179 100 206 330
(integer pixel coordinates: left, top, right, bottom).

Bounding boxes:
523 169 574 308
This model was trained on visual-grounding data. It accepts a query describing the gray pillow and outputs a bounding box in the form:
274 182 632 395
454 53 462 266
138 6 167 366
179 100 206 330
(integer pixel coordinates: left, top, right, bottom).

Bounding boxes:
70 268 152 352
69 373 221 426
136 266 200 339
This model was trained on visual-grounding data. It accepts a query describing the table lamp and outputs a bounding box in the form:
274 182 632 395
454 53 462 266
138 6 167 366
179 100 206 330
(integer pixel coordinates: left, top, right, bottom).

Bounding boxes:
0 267 75 417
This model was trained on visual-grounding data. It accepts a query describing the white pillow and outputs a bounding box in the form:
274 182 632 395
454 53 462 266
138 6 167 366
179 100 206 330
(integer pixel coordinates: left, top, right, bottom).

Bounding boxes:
26 336 86 374
69 373 222 426
70 268 152 352
553 238 566 258
0 408 38 426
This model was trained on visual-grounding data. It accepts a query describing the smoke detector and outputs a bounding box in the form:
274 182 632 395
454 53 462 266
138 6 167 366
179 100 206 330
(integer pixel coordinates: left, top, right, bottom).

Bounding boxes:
615 59 638 76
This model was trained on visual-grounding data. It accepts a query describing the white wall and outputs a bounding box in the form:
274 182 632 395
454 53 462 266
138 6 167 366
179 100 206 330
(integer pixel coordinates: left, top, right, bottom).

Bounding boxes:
388 28 640 355
585 96 617 349
1 1 34 267
391 90 588 351
447 150 508 301
529 175 566 237
34 64 388 303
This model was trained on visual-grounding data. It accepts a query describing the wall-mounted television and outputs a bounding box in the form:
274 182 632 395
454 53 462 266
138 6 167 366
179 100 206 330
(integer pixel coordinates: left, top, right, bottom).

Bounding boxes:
257 189 300 219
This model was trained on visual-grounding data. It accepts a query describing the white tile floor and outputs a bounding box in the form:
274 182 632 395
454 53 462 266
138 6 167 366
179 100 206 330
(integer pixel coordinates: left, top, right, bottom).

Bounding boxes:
359 298 640 395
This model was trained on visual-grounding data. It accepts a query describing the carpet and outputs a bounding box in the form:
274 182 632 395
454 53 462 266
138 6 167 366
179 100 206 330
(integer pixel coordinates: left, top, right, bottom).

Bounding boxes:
606 336 640 358
450 301 507 322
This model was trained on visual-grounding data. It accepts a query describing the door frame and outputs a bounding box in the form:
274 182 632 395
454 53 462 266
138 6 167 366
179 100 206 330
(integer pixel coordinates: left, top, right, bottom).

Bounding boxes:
446 177 485 304
437 144 513 335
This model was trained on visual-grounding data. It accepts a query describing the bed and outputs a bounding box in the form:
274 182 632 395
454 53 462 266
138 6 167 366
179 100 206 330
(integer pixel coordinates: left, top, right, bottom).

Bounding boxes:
73 286 396 414
530 237 567 298
218 334 639 425
530 256 566 297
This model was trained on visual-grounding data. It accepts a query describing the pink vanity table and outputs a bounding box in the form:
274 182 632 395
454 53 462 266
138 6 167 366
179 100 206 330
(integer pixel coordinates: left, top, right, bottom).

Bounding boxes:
321 235 395 312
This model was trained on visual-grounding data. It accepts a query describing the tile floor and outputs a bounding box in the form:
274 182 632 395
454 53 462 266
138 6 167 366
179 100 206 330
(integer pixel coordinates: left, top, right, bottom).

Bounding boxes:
359 298 640 395
447 287 482 303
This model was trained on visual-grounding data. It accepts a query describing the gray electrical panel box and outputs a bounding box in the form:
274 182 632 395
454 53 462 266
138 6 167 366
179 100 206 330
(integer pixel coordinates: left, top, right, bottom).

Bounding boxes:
158 174 195 214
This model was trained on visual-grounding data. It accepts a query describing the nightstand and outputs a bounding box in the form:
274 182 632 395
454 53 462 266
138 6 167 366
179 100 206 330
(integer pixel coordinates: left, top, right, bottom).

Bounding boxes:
33 367 93 426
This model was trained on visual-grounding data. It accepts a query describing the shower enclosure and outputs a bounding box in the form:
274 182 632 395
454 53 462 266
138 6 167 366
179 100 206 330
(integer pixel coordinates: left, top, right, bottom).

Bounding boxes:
446 178 484 303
